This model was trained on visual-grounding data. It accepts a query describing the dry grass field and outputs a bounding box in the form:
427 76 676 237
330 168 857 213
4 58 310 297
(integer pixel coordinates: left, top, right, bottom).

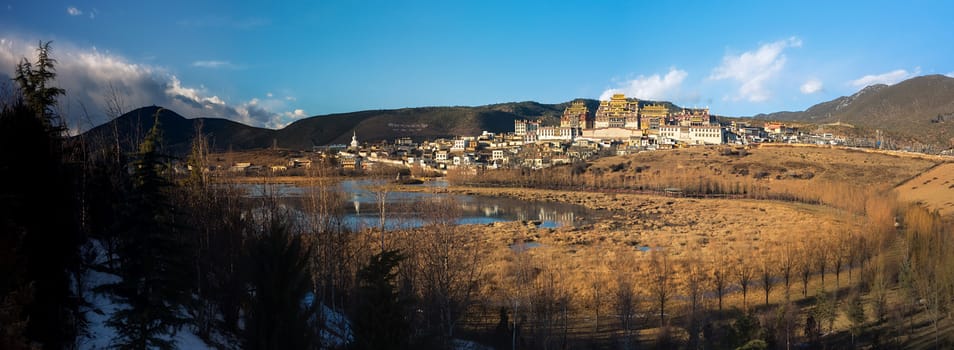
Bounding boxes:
896 162 954 217
442 186 856 255
207 148 314 168
588 144 936 189
417 145 953 347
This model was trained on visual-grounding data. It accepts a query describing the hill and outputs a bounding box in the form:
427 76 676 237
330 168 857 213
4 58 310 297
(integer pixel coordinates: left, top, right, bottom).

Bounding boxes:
272 100 580 149
754 74 954 147
83 99 693 154
79 106 277 155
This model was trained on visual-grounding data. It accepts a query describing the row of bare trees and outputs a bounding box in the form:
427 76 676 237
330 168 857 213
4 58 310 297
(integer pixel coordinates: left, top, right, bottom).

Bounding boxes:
490 204 954 349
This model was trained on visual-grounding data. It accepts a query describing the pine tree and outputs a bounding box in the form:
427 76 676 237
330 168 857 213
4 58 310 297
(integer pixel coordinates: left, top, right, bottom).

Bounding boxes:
352 250 410 350
1 41 82 348
13 41 66 128
244 219 318 350
845 291 865 345
99 110 191 350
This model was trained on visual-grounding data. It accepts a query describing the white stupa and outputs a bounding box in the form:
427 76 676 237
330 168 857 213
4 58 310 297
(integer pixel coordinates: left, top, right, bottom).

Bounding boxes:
350 131 359 150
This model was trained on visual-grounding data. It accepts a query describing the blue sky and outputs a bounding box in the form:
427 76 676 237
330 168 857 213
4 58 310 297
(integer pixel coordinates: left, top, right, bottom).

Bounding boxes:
1 0 953 130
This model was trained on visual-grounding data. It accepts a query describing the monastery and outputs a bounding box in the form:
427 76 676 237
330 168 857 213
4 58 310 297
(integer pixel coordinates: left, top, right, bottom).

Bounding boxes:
516 93 723 146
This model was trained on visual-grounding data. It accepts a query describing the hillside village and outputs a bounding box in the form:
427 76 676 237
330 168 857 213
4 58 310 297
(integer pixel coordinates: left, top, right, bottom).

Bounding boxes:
221 94 883 175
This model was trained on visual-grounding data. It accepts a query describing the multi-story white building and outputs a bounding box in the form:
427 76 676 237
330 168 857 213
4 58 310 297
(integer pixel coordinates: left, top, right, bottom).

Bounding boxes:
688 126 723 144
491 149 505 161
451 138 467 152
536 126 579 141
659 126 724 145
435 150 448 162
514 120 539 136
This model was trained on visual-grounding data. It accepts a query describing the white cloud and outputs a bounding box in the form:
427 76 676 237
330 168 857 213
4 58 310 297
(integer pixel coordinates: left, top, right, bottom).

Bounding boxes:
709 37 801 102
165 76 226 107
67 6 82 16
269 109 307 128
849 67 920 88
0 37 297 130
599 68 688 101
800 78 823 94
946 72 954 78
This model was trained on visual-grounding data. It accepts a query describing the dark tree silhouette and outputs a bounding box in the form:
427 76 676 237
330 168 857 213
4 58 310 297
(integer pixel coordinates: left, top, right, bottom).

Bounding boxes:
1 41 82 349
352 250 410 350
98 112 191 350
244 219 318 350
13 41 66 127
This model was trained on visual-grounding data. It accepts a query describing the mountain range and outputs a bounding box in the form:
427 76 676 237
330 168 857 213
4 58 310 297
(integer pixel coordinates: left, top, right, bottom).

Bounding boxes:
81 100 684 155
80 75 954 155
754 74 954 146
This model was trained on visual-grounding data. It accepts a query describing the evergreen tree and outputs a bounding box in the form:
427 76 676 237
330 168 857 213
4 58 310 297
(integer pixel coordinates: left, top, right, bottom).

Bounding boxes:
803 314 820 348
351 250 410 350
845 291 865 345
1 41 82 348
13 41 66 128
99 111 191 350
813 290 836 334
727 312 762 349
244 219 318 350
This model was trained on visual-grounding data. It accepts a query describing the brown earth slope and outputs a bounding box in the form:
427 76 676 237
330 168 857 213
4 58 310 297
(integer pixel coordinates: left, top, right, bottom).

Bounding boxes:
896 162 954 216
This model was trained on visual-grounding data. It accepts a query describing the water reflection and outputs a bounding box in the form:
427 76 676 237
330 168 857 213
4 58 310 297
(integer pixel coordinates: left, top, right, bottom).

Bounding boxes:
237 179 595 232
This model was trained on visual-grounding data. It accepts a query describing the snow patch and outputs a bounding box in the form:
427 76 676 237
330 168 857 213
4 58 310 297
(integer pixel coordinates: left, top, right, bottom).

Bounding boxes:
836 84 887 111
320 305 352 348
77 240 344 349
452 338 494 350
76 240 221 350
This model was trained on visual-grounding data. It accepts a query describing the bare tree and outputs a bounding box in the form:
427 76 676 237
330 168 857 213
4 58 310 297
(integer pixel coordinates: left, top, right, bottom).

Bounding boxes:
757 249 775 307
816 236 831 292
735 252 754 312
368 177 394 251
869 253 890 323
779 241 797 301
832 231 851 299
413 196 483 343
797 245 815 298
103 82 127 165
613 250 640 348
301 162 351 314
532 264 570 349
710 248 730 312
502 241 538 350
681 253 708 349
647 249 674 328
903 205 952 349
588 260 610 336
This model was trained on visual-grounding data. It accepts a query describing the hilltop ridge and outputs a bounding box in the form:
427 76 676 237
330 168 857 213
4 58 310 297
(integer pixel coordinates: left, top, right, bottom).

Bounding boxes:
754 74 954 146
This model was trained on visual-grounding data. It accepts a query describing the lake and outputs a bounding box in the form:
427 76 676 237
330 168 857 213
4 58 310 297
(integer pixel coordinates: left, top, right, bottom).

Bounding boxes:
239 179 596 232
